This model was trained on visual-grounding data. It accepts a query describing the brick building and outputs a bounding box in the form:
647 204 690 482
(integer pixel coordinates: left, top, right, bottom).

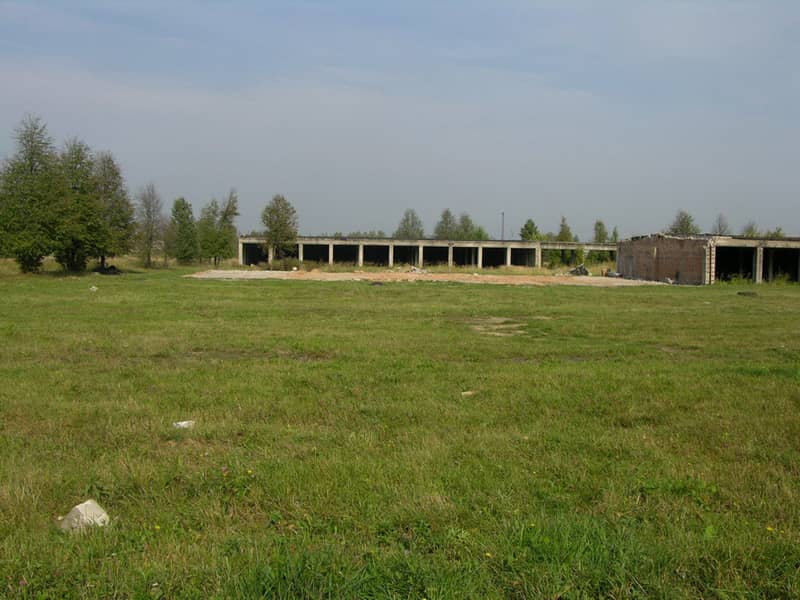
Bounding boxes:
617 234 800 284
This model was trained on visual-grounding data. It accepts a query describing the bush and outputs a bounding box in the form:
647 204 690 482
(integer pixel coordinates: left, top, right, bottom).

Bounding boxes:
263 258 302 271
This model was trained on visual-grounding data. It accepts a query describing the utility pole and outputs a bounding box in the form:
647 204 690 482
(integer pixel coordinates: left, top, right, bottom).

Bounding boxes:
501 211 505 241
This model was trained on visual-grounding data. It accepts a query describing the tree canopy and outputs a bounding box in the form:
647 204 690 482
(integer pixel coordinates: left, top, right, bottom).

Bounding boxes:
393 209 424 239
519 219 542 241
711 213 731 235
136 183 163 268
434 209 458 240
198 190 240 265
665 210 701 236
454 213 489 240
170 197 198 263
94 151 135 269
0 116 136 272
0 116 63 271
261 194 298 259
593 220 608 243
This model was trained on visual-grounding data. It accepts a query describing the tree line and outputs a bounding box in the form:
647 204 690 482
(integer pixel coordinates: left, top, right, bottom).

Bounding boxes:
0 116 240 272
666 210 786 239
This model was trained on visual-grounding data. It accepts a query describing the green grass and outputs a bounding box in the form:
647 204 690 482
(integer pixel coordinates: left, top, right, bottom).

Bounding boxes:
1 262 799 598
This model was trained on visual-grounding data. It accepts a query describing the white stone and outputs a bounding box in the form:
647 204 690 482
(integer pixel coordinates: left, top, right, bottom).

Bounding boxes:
172 420 195 429
60 499 109 531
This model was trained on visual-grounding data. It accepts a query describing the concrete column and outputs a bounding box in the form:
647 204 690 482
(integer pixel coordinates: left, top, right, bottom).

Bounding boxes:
358 243 364 267
535 244 542 268
477 246 483 269
238 240 244 265
447 246 453 268
388 244 394 267
267 245 275 265
298 243 304 263
505 247 512 267
705 246 714 285
328 243 334 265
755 246 763 283
418 244 424 267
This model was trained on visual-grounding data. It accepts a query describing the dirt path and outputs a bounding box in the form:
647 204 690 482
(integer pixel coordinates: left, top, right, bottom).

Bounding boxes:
188 269 661 287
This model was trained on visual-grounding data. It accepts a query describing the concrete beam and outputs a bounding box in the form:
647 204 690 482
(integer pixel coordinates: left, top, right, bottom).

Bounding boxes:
358 243 364 267
505 246 512 267
328 243 334 265
448 245 453 268
238 240 244 265
535 245 542 268
388 244 394 267
477 246 483 269
298 243 304 262
418 244 424 267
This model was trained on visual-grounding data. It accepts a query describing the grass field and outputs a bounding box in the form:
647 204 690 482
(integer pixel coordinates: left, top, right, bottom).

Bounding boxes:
1 263 799 598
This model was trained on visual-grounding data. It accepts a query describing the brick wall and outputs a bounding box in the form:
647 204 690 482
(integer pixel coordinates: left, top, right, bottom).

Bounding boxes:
617 236 709 284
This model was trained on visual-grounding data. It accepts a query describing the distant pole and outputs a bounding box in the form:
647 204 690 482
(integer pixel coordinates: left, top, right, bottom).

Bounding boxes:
501 211 505 240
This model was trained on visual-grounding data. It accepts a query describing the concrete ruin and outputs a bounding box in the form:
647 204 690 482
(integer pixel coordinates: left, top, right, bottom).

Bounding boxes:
617 234 800 284
238 236 616 269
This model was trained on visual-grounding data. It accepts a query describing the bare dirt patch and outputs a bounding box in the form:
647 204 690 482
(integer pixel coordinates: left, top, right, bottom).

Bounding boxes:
468 316 527 337
189 269 662 287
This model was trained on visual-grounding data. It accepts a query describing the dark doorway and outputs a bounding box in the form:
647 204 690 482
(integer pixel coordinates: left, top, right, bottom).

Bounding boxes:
715 247 756 282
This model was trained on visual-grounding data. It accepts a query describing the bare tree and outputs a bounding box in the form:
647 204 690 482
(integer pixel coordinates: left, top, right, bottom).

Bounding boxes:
136 183 163 268
711 213 731 235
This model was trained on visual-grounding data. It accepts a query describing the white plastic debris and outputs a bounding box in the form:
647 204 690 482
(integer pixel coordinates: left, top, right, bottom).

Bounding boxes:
172 420 195 429
461 390 478 397
292 266 298 271
89 286 98 292
59 499 109 531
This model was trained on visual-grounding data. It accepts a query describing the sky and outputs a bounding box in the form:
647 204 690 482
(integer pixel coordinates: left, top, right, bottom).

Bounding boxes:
1 1 798 239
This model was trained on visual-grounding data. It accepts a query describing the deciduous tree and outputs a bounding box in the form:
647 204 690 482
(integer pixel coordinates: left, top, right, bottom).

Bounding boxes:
393 209 424 239
94 151 135 270
136 183 163 268
170 197 198 263
519 219 542 241
711 213 731 235
434 209 458 240
54 139 105 271
741 221 761 238
593 219 608 243
261 194 298 259
455 213 489 240
665 210 701 236
0 116 62 271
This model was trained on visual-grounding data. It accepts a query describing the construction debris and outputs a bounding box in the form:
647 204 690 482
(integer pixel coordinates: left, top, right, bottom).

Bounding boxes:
567 264 590 276
172 420 195 429
59 499 109 531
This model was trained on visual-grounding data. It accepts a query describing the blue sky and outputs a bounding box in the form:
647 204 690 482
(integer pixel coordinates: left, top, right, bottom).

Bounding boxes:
1 1 798 238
